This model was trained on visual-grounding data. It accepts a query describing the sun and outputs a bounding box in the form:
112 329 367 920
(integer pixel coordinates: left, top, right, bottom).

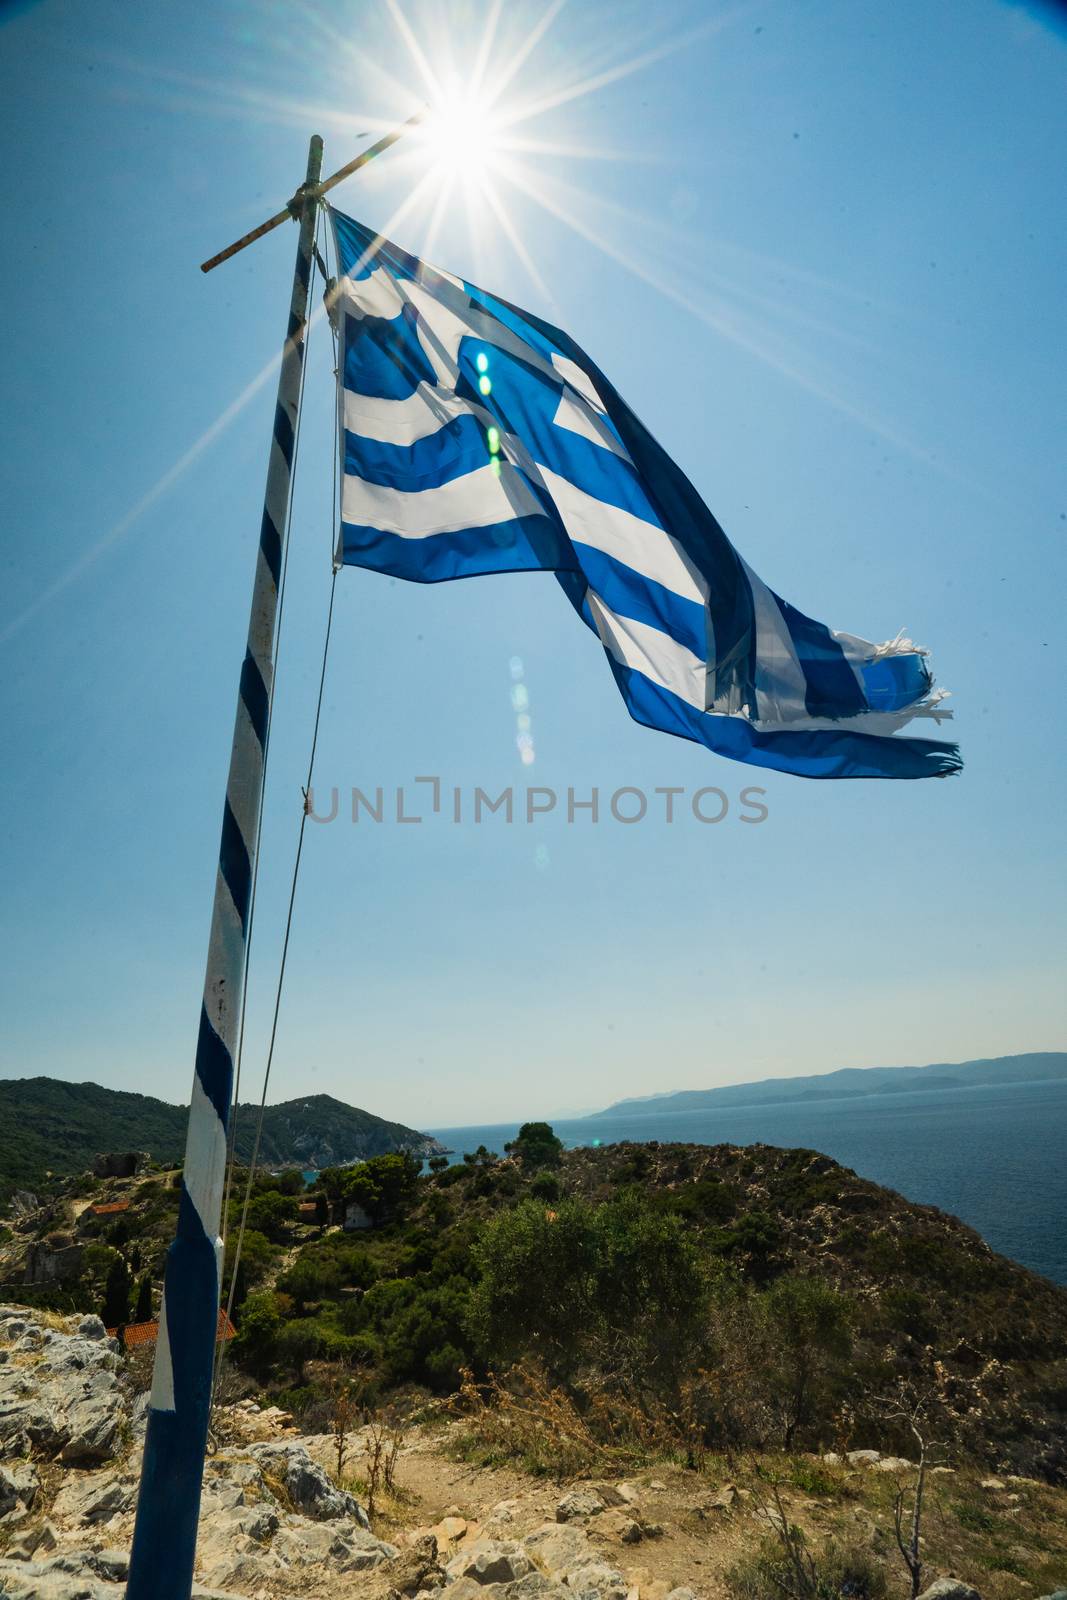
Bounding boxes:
421 90 501 186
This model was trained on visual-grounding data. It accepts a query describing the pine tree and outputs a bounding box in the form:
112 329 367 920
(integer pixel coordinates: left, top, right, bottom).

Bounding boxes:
134 1273 153 1323
101 1255 131 1329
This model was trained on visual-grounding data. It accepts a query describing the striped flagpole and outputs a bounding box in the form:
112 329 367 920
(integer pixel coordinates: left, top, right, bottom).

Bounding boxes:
126 134 324 1600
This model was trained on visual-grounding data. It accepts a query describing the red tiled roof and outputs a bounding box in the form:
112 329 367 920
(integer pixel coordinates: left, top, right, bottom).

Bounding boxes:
90 1200 130 1216
109 1309 236 1348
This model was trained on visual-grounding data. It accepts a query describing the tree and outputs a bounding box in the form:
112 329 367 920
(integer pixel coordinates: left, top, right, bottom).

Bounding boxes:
232 1291 283 1374
504 1122 563 1170
101 1254 131 1328
466 1192 709 1388
761 1277 853 1448
340 1152 421 1223
428 1155 449 1174
134 1274 153 1322
875 1384 948 1600
276 1255 342 1315
244 1190 299 1242
314 1192 330 1228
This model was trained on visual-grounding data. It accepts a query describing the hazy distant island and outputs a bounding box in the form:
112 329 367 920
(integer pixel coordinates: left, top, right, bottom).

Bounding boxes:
586 1050 1067 1120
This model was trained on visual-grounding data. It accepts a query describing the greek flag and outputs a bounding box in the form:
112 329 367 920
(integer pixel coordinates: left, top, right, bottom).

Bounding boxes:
329 208 960 780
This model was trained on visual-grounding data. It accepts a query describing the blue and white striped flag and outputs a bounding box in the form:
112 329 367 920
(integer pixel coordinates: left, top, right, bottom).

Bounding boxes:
329 208 960 781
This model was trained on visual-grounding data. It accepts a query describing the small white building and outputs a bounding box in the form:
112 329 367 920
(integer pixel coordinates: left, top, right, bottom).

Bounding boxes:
343 1199 373 1232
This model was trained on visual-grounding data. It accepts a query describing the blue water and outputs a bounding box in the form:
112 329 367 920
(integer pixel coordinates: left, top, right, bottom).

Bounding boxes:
429 1078 1067 1285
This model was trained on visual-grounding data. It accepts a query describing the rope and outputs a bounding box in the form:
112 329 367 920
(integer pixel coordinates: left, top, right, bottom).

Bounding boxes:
212 209 341 1408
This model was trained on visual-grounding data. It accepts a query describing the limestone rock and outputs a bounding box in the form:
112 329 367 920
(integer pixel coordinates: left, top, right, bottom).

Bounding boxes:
590 1484 630 1509
388 1532 447 1597
505 1575 573 1600
50 1468 135 1525
565 1559 629 1600
434 1514 472 1542
598 1510 643 1543
556 1490 606 1522
269 1515 396 1572
0 1458 39 1521
249 1438 370 1524
696 1484 738 1515
524 1521 598 1575
915 1582 982 1600
449 1539 534 1584
846 1449 881 1466
59 1393 123 1463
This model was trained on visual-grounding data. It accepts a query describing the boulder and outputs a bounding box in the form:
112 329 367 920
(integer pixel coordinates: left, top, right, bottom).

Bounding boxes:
249 1438 370 1525
846 1449 881 1466
597 1510 643 1544
269 1515 396 1572
556 1490 606 1522
565 1560 629 1600
916 1582 982 1600
449 1539 534 1584
698 1484 738 1514
433 1514 471 1542
505 1576 572 1600
524 1521 599 1576
388 1532 447 1597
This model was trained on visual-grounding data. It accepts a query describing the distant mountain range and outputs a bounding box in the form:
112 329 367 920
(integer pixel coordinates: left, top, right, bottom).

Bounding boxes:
587 1052 1067 1120
0 1077 444 1200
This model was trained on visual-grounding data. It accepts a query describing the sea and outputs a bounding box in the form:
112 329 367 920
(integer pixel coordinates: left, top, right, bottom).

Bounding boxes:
427 1077 1067 1286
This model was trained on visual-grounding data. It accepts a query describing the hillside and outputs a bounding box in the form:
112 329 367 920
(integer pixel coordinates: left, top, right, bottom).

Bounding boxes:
590 1051 1067 1119
6 1301 1067 1600
0 1077 443 1199
9 1131 1065 1491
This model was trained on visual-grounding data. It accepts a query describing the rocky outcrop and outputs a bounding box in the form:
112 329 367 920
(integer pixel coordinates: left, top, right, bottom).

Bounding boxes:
0 1308 124 1463
248 1439 371 1525
21 1240 85 1286
91 1151 150 1179
0 1303 389 1599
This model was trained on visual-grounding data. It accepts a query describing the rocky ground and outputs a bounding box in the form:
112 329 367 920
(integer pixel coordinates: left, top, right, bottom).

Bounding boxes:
2 1305 1066 1600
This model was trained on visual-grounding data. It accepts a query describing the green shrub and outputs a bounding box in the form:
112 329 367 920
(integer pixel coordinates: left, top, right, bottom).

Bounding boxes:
504 1123 563 1170
726 1535 887 1600
467 1191 709 1390
530 1171 561 1203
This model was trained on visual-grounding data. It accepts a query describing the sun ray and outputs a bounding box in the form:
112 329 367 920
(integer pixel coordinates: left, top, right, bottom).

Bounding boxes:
497 156 952 473
495 133 654 164
478 179 555 307
496 13 739 132
0 163 448 649
420 169 457 261
482 0 568 109
468 0 504 102
382 0 444 106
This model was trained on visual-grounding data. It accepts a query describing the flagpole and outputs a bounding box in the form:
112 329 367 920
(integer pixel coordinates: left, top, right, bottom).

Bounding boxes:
126 133 324 1600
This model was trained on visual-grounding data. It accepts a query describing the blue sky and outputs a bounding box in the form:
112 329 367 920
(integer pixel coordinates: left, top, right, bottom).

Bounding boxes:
0 0 1064 1128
